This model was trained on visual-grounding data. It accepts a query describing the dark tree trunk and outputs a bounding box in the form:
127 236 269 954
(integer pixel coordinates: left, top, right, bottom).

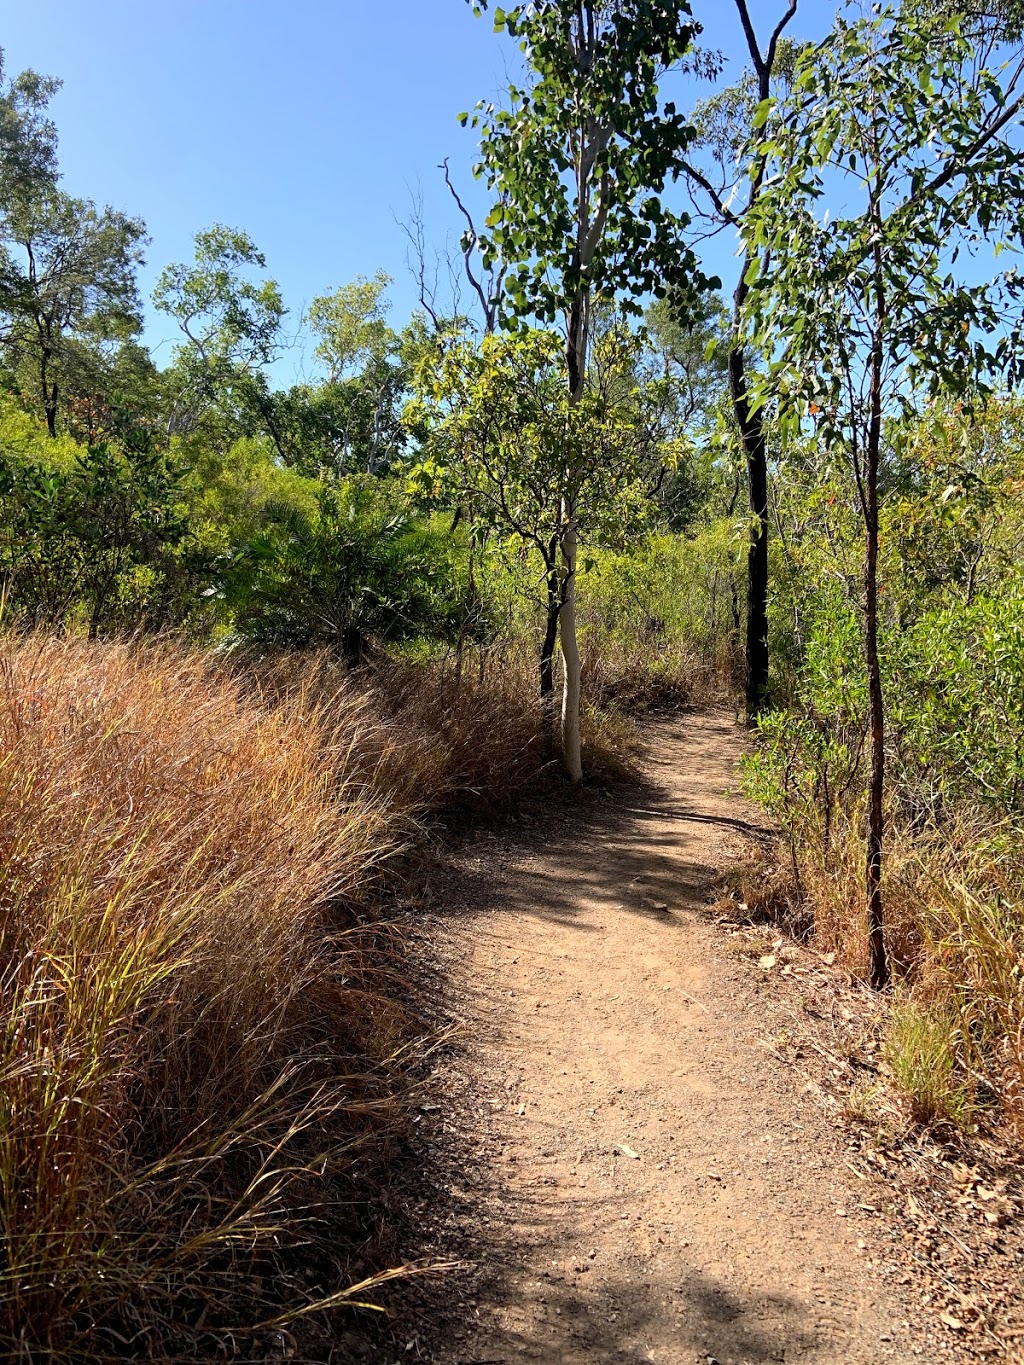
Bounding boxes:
341 624 365 669
539 560 560 758
727 323 770 720
864 487 888 990
721 0 803 722
41 346 58 439
863 283 889 991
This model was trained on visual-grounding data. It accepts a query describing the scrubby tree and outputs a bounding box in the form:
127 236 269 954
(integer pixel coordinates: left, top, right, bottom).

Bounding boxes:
0 50 59 210
0 192 146 438
743 5 1024 986
0 438 188 634
645 293 732 530
413 324 680 756
154 225 285 449
467 0 713 780
304 272 411 474
0 53 148 440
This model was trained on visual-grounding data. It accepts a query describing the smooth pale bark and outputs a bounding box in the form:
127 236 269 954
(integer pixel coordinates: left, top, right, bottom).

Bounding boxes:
559 510 583 784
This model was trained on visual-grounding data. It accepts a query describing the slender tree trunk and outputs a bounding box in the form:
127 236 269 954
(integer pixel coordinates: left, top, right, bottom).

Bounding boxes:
40 346 58 439
720 0 803 721
539 559 561 758
729 272 770 720
863 238 889 991
863 445 888 989
559 289 588 785
559 508 583 784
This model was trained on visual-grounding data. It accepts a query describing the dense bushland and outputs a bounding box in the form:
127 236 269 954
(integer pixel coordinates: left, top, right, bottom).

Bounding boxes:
744 402 1024 1133
0 393 732 1352
4 0 1024 1352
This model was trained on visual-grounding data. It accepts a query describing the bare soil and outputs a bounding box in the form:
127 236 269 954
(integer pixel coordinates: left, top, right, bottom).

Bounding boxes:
391 713 929 1364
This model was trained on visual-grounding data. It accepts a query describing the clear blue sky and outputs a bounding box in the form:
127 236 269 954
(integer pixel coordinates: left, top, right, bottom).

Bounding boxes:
2 0 833 382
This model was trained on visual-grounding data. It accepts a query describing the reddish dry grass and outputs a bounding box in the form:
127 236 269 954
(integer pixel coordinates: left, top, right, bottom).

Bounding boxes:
0 632 653 1359
0 636 410 1359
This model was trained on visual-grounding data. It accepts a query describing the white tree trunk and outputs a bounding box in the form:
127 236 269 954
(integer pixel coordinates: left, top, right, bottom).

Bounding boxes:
559 511 583 783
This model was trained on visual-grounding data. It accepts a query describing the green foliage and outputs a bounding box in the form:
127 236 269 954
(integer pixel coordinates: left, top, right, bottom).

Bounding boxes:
0 48 60 211
223 476 478 659
0 424 189 635
0 191 147 435
585 523 742 658
154 225 285 450
411 324 680 609
308 270 395 381
188 434 320 549
743 6 1024 434
467 0 711 327
644 293 734 529
890 589 1024 816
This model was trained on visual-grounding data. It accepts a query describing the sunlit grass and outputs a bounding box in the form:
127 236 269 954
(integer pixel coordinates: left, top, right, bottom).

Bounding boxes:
753 808 1024 1136
0 630 654 1357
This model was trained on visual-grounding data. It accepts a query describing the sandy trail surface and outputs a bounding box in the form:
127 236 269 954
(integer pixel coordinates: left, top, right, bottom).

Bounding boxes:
414 712 916 1365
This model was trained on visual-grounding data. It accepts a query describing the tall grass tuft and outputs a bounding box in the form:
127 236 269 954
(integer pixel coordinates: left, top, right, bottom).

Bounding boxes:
744 802 1024 1135
0 635 408 1359
883 995 972 1128
0 630 652 1357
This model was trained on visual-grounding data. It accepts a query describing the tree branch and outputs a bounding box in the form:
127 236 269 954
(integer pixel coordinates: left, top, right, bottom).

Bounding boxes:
678 158 740 226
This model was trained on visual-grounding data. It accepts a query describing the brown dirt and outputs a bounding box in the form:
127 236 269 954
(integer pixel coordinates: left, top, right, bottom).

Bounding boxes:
395 712 926 1364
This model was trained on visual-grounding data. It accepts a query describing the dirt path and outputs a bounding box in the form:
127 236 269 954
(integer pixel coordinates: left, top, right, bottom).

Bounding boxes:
413 712 918 1365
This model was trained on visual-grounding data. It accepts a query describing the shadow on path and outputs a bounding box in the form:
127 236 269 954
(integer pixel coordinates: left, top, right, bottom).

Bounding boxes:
387 713 904 1365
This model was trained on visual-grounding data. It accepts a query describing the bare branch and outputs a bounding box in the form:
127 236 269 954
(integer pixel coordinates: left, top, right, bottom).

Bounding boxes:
395 186 443 331
678 158 741 226
441 157 505 334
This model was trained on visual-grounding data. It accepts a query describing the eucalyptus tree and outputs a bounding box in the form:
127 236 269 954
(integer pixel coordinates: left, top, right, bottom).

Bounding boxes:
466 0 711 781
412 324 679 757
154 225 285 449
0 50 59 210
0 194 146 438
675 0 800 719
0 53 149 440
306 271 410 474
742 6 1024 987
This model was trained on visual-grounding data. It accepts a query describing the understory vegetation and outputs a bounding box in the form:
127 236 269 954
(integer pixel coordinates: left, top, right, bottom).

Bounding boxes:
2 0 1024 1354
743 399 1024 1135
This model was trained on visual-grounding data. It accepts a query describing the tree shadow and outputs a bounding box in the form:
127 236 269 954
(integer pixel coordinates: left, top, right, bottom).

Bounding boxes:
376 714 823 1365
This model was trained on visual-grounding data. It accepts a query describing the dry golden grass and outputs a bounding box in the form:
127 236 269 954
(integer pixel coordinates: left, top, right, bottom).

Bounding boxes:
0 634 417 1359
0 630 652 1358
581 631 740 715
748 810 1024 1137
